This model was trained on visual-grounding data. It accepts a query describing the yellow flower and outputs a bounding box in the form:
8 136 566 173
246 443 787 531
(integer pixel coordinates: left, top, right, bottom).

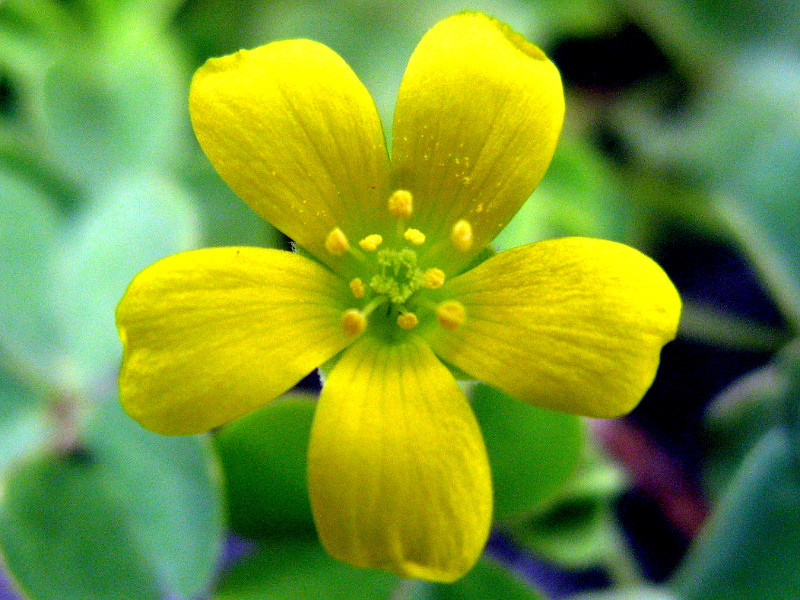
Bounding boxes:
116 13 681 583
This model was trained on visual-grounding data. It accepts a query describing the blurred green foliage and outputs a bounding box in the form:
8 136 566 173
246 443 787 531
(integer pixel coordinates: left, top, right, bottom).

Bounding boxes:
2 0 800 598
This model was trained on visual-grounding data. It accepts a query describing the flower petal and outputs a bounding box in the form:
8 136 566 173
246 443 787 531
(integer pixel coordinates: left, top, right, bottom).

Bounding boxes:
427 238 681 418
117 248 354 435
308 334 492 582
392 12 564 273
189 42 391 270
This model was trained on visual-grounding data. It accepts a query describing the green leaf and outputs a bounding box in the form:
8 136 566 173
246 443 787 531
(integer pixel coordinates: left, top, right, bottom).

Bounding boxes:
507 450 627 569
0 399 225 600
179 159 283 249
531 0 620 36
42 30 186 187
640 53 800 191
632 0 800 54
85 398 226 598
0 22 53 105
678 300 790 353
0 167 63 379
570 586 679 600
514 495 612 569
52 174 199 387
214 395 317 539
672 427 800 600
493 135 631 250
214 537 398 600
786 343 800 449
714 58 800 326
0 452 163 600
469 384 584 522
702 358 789 499
634 52 800 328
0 0 75 41
0 364 47 476
414 557 547 600
80 0 187 28
719 152 800 329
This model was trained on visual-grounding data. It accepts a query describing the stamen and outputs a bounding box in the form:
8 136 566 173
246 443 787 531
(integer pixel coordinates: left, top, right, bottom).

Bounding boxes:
423 268 445 290
358 234 383 251
397 312 419 330
404 228 426 246
451 219 473 252
349 278 365 299
388 190 413 219
436 300 467 331
342 309 367 337
325 227 350 256
361 296 387 318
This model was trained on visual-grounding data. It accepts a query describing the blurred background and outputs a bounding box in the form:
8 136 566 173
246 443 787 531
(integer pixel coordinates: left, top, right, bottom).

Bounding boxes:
1 0 800 599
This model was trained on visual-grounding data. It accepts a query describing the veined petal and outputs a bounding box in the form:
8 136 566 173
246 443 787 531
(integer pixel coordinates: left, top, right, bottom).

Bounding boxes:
427 238 681 418
392 12 564 273
308 334 492 582
189 41 391 270
117 248 354 435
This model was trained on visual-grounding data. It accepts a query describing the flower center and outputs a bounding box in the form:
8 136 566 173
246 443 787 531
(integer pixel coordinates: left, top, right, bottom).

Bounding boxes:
325 190 472 338
370 248 425 305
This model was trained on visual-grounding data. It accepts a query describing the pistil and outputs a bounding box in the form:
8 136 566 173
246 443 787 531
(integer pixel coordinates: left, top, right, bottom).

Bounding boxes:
370 248 425 305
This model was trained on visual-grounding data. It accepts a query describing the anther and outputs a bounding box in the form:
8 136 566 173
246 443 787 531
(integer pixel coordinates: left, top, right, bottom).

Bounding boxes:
342 309 367 337
436 300 466 331
423 268 445 290
388 190 413 219
358 234 383 252
404 228 426 246
349 278 365 299
451 219 473 252
325 227 350 256
397 312 419 330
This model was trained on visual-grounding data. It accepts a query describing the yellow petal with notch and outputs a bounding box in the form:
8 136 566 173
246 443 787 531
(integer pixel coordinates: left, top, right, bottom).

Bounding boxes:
117 248 353 435
190 41 391 271
392 12 564 273
428 238 681 418
308 334 492 582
